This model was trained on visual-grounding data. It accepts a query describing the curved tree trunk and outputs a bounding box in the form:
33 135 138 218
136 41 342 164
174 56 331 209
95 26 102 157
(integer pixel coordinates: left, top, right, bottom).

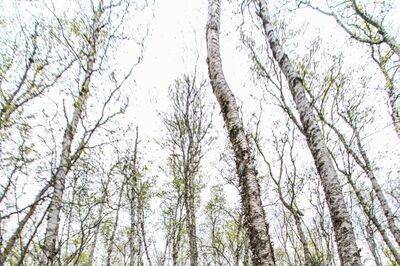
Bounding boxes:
255 0 361 264
206 0 275 264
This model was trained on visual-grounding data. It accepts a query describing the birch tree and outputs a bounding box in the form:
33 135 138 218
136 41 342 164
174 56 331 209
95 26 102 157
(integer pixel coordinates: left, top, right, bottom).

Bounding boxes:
206 0 275 264
160 74 212 265
253 0 361 264
40 3 103 262
301 56 400 263
39 0 143 262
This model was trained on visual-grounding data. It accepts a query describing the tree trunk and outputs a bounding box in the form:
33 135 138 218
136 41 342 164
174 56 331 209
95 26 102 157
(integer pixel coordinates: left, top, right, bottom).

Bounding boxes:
255 0 361 264
129 129 139 266
365 222 382 266
184 169 198 266
106 181 125 266
40 53 94 265
354 133 400 246
316 104 400 249
341 166 400 263
206 0 275 264
88 196 105 265
293 212 312 265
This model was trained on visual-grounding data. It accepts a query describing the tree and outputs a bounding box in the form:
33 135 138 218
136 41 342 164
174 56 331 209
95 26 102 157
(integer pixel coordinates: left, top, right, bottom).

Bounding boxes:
40 2 105 262
253 0 361 264
160 73 212 265
206 0 275 264
254 121 313 265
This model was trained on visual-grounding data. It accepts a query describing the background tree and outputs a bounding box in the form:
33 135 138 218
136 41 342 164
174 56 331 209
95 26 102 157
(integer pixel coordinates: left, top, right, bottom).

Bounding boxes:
159 73 212 265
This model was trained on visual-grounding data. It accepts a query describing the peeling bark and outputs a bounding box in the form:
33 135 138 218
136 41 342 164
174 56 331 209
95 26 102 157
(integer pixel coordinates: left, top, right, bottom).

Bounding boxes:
206 0 275 264
255 0 361 264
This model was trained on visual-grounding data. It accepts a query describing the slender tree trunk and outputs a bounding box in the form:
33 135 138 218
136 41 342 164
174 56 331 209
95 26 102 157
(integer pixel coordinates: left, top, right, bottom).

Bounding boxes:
206 0 275 264
316 103 400 248
184 170 198 266
129 129 139 266
106 181 125 266
129 196 137 266
354 135 400 246
140 204 152 266
365 222 382 266
293 214 312 265
88 199 105 265
40 53 94 265
351 110 400 246
254 1 361 264
342 167 400 263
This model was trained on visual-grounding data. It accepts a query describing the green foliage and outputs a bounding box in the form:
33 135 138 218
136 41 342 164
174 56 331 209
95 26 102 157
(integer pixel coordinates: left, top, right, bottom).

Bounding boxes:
70 20 81 36
308 252 325 266
102 217 113 237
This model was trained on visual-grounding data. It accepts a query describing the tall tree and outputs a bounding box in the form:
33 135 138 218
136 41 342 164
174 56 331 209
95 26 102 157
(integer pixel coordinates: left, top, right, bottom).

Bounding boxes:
40 0 116 263
254 0 361 264
161 74 212 265
206 0 275 264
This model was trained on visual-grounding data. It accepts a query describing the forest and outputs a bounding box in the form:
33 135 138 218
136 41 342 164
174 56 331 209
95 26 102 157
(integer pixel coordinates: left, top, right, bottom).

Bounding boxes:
0 0 399 265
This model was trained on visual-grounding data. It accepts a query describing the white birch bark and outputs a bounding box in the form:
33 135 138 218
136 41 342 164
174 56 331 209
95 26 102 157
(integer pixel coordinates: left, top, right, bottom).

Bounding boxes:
41 55 93 264
345 170 400 263
40 32 97 264
255 0 361 264
353 129 400 246
206 0 275 264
